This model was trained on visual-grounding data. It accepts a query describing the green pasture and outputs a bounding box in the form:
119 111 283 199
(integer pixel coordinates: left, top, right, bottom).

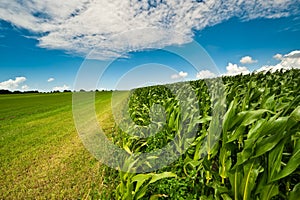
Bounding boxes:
0 92 115 199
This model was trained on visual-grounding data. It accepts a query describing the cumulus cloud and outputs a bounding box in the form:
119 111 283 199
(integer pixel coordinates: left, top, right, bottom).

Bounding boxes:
47 77 55 82
240 56 257 64
0 77 27 90
0 0 298 60
273 53 283 60
224 63 250 76
196 70 216 79
171 71 188 79
21 85 29 90
53 84 69 91
257 50 300 72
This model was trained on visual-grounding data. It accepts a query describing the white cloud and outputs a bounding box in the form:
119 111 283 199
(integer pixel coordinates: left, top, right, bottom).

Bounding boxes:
53 84 69 91
224 63 250 76
196 70 217 79
21 85 29 90
240 56 257 64
171 71 188 79
0 0 298 60
257 50 300 73
47 77 55 82
273 53 283 60
179 71 188 78
0 77 27 90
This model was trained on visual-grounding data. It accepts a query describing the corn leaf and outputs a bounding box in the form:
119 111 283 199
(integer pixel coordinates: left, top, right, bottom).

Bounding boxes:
241 159 262 200
131 173 152 192
289 183 300 200
272 139 300 181
260 183 279 200
254 128 287 158
268 140 285 182
149 172 177 184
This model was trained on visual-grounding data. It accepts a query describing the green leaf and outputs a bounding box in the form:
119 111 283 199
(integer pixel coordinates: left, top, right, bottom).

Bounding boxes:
260 184 279 200
222 98 237 134
272 139 300 181
290 106 300 122
219 146 232 183
131 174 152 192
207 115 222 159
287 106 300 129
289 183 300 200
247 119 266 139
184 160 201 178
268 140 285 182
254 128 287 158
134 184 149 200
229 166 242 200
168 110 176 128
196 116 212 124
149 172 177 184
234 109 270 128
221 194 232 200
241 160 262 200
227 125 246 143
236 149 252 167
149 194 168 200
248 116 287 141
200 195 214 200
261 94 275 110
123 144 132 155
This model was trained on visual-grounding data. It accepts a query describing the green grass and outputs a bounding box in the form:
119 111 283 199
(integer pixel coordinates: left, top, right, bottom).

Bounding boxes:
0 92 115 199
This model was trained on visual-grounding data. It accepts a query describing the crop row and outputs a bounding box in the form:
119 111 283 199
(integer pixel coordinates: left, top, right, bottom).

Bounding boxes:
102 69 299 200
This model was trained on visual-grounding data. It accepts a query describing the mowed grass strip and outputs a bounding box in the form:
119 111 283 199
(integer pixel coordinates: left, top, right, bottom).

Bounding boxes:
0 92 115 199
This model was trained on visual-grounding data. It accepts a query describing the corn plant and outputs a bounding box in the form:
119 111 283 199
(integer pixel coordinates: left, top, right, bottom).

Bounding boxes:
104 69 300 199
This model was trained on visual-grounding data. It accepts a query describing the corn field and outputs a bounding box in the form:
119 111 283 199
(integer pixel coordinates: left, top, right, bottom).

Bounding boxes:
102 69 300 200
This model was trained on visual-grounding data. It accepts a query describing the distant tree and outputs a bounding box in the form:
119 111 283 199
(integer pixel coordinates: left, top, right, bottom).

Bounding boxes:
23 90 39 94
0 90 41 94
63 90 72 93
13 91 22 94
0 89 12 94
52 90 60 93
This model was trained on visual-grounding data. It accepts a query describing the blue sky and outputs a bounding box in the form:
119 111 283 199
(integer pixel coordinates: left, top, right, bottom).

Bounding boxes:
0 0 300 91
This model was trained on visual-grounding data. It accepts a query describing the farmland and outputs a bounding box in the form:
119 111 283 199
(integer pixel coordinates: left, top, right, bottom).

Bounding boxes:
1 69 300 199
0 92 115 199
107 69 300 199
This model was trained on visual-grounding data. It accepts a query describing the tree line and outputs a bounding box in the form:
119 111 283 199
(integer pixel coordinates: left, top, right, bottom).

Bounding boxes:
0 89 72 94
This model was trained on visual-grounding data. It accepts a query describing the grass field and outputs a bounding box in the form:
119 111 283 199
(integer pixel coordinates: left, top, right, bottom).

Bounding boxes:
0 92 116 199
